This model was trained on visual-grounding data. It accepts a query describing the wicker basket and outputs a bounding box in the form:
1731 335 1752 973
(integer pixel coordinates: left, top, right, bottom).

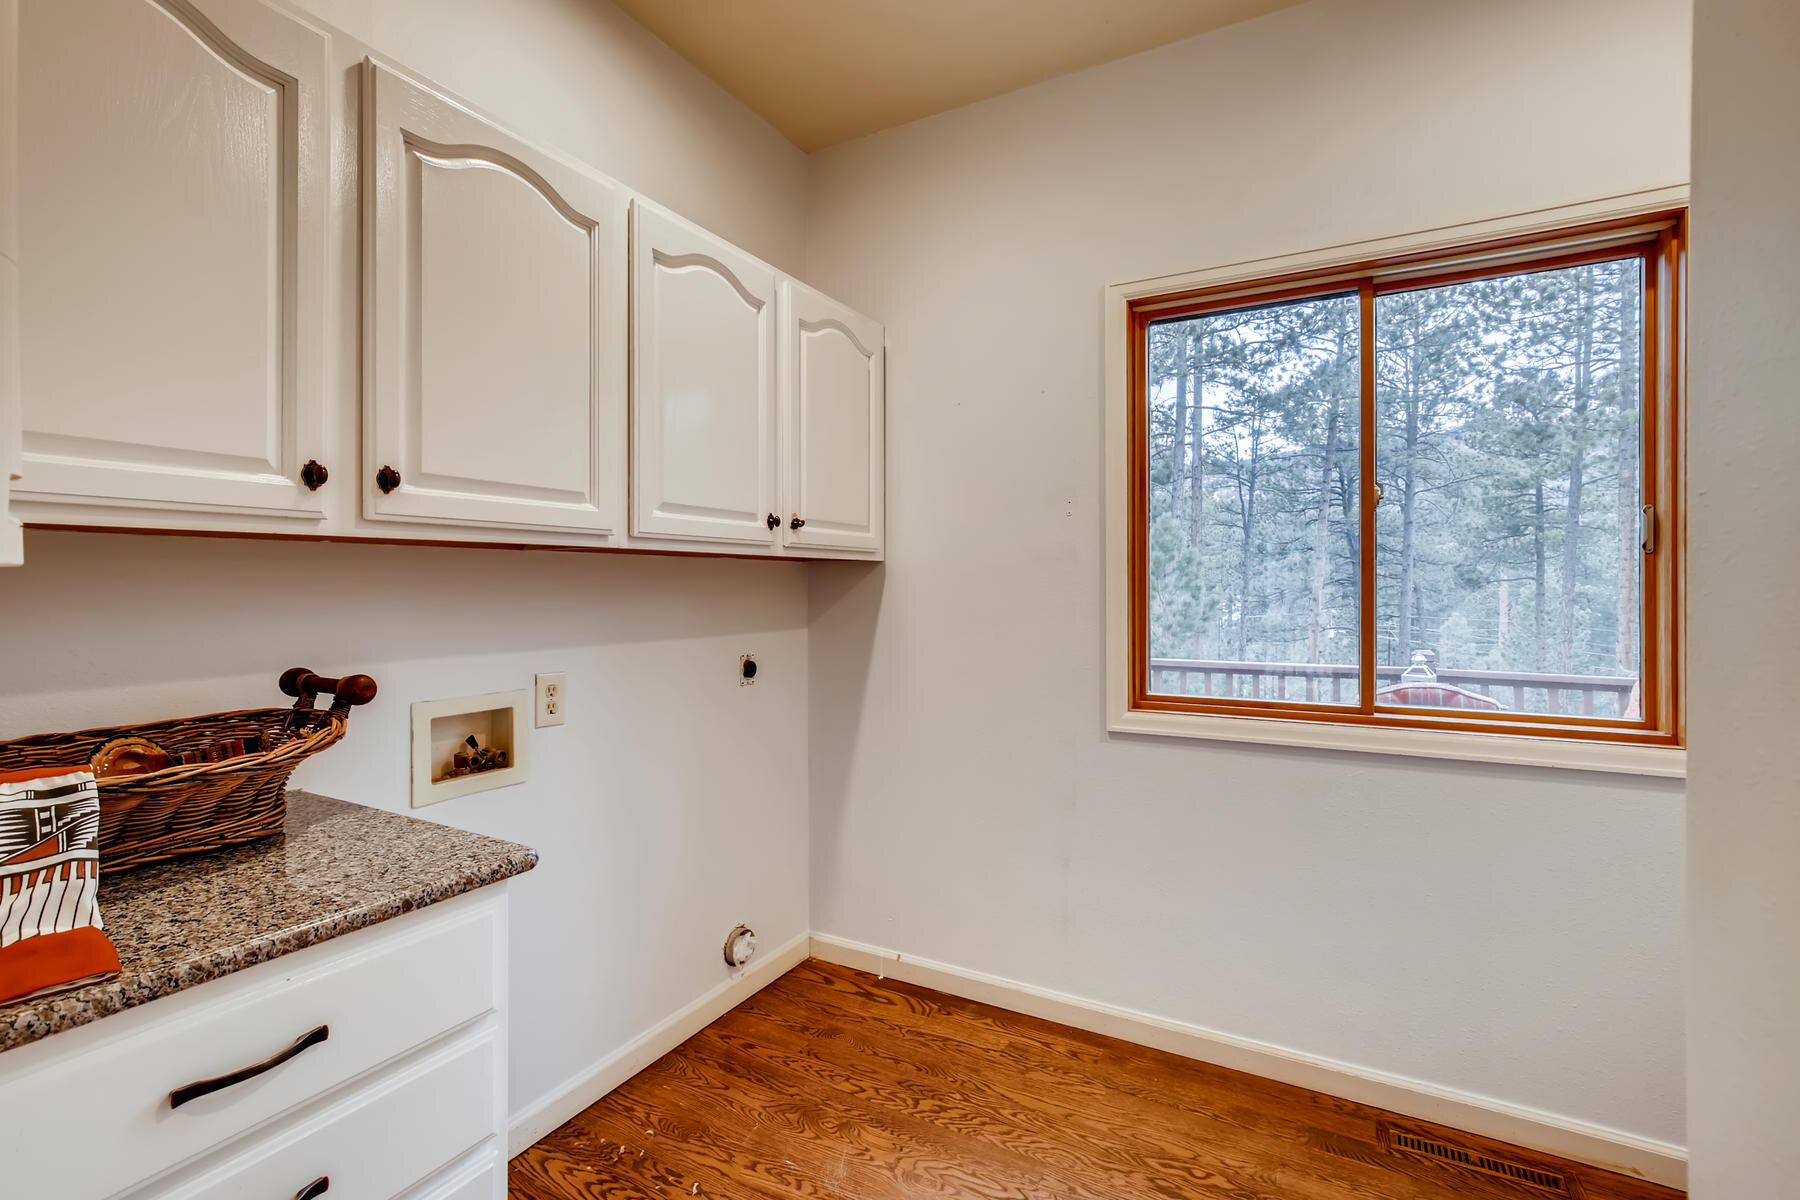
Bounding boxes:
0 668 377 873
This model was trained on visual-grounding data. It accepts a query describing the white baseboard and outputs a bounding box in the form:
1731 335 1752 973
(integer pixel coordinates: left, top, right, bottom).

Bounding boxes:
506 929 1686 1190
507 930 810 1158
809 933 1687 1192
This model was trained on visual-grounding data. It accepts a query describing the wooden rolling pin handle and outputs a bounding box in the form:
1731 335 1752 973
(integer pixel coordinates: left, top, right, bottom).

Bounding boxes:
279 668 379 715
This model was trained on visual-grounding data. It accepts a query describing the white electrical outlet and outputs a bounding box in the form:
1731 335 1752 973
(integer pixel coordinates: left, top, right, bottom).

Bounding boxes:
534 672 566 728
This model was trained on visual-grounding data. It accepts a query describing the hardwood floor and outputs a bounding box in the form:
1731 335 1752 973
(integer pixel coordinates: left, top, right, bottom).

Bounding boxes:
510 960 1680 1200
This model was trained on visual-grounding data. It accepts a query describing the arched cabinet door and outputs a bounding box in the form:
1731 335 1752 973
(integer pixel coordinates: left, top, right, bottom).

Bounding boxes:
779 281 884 554
362 61 627 535
630 201 778 545
15 0 329 520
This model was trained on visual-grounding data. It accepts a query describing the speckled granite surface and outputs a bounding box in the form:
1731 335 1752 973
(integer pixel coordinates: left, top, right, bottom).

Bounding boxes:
0 790 536 1054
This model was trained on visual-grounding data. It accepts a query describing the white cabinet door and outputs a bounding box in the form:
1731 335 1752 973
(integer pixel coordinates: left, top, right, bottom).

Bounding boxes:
630 201 778 545
363 62 627 535
15 0 329 520
780 281 884 554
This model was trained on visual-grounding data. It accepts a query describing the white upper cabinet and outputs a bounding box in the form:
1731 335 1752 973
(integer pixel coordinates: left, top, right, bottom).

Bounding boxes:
15 0 329 520
630 201 778 546
363 61 627 535
6 5 882 559
780 281 884 554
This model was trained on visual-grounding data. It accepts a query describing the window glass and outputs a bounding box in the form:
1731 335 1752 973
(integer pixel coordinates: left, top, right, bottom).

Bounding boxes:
1145 293 1362 704
1128 217 1680 747
1373 259 1644 718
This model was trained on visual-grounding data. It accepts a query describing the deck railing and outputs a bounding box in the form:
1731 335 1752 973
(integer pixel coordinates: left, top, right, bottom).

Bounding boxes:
1147 658 1636 717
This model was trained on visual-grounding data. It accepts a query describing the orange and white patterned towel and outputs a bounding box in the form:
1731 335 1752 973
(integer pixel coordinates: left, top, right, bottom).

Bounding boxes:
0 767 121 1006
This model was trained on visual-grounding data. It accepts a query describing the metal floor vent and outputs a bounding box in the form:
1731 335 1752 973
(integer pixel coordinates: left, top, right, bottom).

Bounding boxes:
1385 1126 1575 1196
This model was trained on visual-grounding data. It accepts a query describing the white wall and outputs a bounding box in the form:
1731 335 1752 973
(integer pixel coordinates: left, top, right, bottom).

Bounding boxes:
1687 0 1800 1194
292 0 808 271
0 0 18 566
0 532 812 1129
806 0 1690 1149
0 0 814 1133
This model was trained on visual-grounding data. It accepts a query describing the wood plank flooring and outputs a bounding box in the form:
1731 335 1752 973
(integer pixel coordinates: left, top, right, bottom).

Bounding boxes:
510 960 1681 1200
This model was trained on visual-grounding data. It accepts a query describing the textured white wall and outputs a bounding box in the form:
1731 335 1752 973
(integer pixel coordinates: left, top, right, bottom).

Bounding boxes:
1686 0 1800 1194
290 0 808 271
805 0 1690 1146
0 531 814 1127
0 0 18 565
0 0 813 1131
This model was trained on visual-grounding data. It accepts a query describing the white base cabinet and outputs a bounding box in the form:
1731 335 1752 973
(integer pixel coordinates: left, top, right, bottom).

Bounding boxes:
0 888 512 1200
4 0 884 563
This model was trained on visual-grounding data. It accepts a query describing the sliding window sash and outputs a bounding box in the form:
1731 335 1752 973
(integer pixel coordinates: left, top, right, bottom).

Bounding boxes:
1127 211 1685 747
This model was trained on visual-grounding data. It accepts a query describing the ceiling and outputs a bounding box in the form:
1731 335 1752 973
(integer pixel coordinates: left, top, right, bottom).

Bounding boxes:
611 0 1309 152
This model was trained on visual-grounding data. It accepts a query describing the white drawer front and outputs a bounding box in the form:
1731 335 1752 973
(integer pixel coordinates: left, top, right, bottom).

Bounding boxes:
0 899 500 1200
157 1029 499 1200
402 1151 505 1200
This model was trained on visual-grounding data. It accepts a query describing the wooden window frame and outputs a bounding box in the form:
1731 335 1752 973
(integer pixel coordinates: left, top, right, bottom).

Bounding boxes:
1120 208 1685 759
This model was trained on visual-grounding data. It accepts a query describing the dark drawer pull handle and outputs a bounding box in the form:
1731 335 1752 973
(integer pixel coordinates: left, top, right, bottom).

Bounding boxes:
296 1178 330 1200
169 1025 329 1109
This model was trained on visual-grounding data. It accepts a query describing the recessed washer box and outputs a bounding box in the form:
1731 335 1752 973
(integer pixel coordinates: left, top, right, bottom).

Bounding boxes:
410 689 530 807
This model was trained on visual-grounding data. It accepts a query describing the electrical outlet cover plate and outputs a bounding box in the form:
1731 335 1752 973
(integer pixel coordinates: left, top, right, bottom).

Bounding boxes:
535 672 566 728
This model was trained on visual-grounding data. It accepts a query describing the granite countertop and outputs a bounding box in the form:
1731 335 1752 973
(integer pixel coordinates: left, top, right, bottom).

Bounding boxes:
0 790 537 1054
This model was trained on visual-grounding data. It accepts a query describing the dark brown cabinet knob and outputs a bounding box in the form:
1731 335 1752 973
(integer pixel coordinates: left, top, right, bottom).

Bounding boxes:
299 459 329 491
789 514 805 530
766 513 779 530
375 465 402 494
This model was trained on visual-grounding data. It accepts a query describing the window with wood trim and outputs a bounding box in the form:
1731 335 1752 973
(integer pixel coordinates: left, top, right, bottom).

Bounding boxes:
1128 212 1684 746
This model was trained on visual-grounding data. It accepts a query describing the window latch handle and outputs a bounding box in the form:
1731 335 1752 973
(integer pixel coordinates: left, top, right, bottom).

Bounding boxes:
1641 503 1657 555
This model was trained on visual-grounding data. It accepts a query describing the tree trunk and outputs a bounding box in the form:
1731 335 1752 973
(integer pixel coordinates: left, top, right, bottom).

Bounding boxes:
1616 269 1640 675
1187 336 1206 656
1306 324 1354 696
1237 421 1261 667
1396 340 1422 667
1559 268 1594 674
1338 452 1360 672
1307 406 1339 694
1561 452 1585 673
1534 481 1548 672
1171 332 1189 526
1188 330 1205 551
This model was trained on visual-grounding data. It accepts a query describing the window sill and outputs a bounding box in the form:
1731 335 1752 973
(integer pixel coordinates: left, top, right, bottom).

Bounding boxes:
1107 707 1686 778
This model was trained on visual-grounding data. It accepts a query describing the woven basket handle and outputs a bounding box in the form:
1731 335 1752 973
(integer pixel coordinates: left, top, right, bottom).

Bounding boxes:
279 668 379 719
